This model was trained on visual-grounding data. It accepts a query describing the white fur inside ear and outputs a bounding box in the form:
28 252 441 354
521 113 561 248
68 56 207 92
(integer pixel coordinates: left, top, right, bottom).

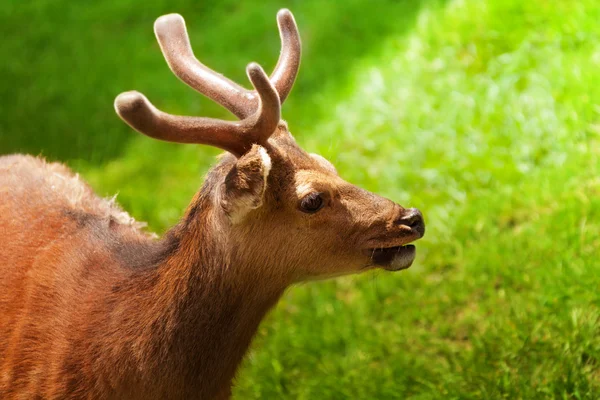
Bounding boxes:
258 146 272 180
224 146 272 225
228 194 260 224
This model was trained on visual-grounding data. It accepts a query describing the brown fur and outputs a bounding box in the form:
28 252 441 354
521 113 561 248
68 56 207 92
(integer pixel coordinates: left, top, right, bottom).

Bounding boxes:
0 129 423 398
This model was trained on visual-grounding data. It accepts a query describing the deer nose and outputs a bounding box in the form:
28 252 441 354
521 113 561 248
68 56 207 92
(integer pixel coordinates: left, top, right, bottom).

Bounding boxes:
396 208 425 238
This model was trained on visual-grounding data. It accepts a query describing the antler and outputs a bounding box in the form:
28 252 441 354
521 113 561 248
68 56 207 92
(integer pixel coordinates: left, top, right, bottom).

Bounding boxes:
114 9 301 157
154 9 301 119
115 63 280 158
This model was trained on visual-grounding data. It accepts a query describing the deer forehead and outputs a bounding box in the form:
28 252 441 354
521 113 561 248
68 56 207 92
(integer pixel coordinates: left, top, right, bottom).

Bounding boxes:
294 169 344 198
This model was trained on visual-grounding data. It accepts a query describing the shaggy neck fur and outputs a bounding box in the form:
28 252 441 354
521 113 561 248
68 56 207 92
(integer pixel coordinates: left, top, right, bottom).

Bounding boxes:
105 187 287 399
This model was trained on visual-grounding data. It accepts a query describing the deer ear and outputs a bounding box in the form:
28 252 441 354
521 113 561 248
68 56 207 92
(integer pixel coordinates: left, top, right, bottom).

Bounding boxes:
221 145 272 223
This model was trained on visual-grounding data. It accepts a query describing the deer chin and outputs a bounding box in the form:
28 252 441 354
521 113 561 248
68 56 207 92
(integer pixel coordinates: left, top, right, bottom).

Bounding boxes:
369 245 416 271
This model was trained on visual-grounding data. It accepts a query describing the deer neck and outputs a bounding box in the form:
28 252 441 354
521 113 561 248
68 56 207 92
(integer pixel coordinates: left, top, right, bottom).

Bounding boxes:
126 198 288 395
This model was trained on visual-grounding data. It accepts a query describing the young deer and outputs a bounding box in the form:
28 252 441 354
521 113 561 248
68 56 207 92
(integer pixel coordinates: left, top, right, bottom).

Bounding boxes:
0 9 424 399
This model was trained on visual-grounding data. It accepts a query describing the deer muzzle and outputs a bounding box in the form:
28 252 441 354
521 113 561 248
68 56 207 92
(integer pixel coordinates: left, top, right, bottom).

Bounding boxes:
364 206 425 271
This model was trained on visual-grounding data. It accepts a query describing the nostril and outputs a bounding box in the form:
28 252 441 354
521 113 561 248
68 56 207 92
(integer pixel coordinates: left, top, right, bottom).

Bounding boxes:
396 208 425 237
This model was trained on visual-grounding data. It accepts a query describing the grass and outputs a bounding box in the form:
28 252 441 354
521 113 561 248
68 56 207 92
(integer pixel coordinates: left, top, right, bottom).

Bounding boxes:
2 0 600 398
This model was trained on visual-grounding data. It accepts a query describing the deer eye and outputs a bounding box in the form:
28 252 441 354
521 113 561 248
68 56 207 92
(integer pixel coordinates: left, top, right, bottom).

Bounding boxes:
299 192 324 213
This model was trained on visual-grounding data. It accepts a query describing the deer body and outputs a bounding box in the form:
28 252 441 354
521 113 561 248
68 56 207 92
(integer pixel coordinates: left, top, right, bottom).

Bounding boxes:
0 9 425 399
1 155 284 398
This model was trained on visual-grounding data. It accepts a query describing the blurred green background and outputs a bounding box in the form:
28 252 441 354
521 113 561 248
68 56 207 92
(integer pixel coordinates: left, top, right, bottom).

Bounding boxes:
2 0 600 398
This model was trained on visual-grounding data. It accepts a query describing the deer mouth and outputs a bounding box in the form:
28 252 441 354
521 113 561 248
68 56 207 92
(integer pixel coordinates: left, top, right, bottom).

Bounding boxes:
368 245 416 271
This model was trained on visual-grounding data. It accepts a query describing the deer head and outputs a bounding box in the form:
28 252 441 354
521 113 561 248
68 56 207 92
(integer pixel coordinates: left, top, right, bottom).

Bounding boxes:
114 9 425 283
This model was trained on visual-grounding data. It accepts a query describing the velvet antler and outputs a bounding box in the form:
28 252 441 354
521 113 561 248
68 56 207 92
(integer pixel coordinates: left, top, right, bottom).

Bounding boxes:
154 9 300 119
114 9 301 157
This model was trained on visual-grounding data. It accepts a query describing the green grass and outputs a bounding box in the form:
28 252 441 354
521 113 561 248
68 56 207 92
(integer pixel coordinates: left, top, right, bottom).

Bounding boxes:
2 0 600 398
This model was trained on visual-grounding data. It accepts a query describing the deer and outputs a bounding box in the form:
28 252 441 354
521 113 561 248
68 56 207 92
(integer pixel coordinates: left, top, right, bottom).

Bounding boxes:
0 9 425 400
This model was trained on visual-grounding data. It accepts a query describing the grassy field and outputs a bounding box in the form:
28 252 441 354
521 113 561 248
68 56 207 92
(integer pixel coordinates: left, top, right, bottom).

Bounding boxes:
2 0 600 398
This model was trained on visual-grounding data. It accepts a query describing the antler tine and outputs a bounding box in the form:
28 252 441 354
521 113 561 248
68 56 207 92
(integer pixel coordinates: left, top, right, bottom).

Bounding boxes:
154 14 255 120
270 9 301 105
114 63 280 158
243 63 281 143
154 9 301 120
